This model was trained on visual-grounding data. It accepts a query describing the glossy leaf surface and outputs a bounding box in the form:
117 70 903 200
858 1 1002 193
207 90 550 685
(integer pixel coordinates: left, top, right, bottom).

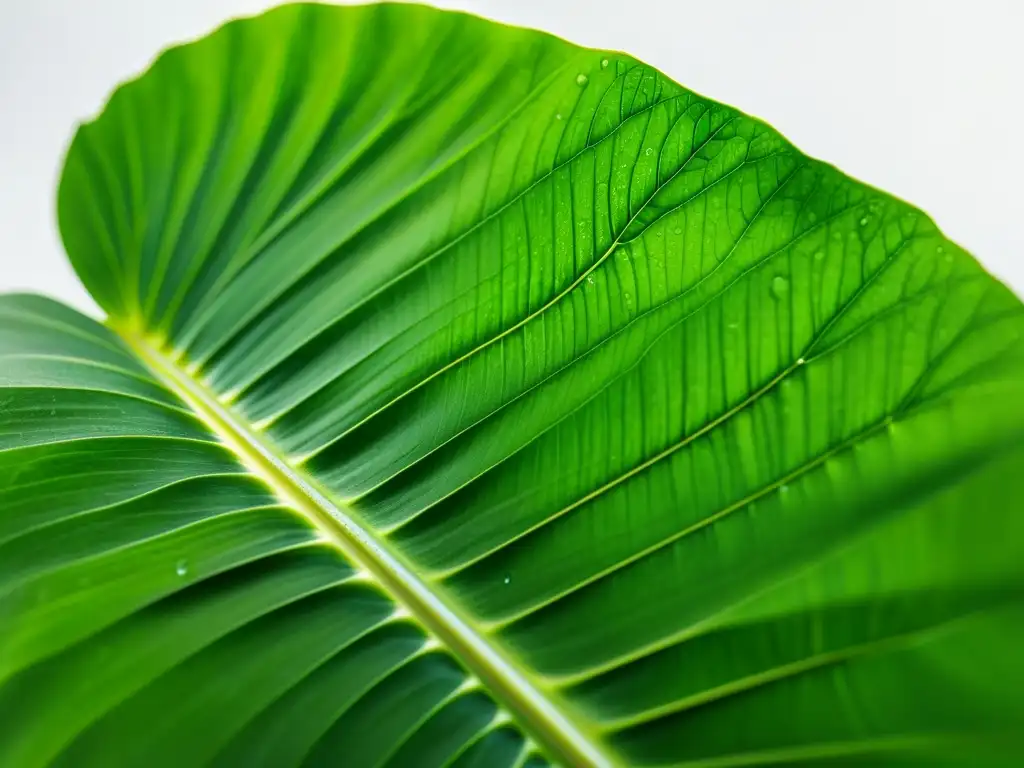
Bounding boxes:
3 3 1024 766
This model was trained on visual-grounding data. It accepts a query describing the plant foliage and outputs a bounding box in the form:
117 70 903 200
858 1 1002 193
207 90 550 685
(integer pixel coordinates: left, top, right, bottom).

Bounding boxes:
2 3 1023 766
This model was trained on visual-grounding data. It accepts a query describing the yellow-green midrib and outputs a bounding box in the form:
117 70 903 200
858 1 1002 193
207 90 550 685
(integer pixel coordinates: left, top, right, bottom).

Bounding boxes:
112 323 612 768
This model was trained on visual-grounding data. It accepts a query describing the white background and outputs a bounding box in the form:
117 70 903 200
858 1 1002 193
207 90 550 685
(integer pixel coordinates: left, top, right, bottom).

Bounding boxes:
2 0 1021 318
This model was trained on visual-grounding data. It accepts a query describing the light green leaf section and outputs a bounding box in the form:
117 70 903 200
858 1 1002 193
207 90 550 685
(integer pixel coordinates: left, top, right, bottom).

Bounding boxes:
2 2 1024 766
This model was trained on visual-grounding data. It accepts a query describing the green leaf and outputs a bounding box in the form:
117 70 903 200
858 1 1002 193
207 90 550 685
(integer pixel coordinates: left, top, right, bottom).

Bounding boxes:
3 3 1024 766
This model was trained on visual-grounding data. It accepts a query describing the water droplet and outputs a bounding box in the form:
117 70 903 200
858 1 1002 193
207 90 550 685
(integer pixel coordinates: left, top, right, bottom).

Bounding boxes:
727 322 739 330
808 212 817 223
771 275 790 299
586 274 594 285
944 254 953 264
601 58 610 69
674 226 682 235
780 484 789 494
797 357 806 365
576 73 588 86
859 216 869 226
175 560 188 577
49 409 56 416
645 147 653 156
503 575 511 585
813 250 825 261
555 113 562 121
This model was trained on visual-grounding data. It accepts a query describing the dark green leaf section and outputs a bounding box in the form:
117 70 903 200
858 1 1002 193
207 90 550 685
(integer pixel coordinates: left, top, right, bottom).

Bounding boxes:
7 1 1023 765
0 295 541 768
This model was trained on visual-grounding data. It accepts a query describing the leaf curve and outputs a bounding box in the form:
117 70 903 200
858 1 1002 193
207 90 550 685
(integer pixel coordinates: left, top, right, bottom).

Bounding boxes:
2 2 1024 766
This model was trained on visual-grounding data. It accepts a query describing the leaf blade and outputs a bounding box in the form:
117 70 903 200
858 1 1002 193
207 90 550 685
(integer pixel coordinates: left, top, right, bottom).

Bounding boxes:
10 2 1024 765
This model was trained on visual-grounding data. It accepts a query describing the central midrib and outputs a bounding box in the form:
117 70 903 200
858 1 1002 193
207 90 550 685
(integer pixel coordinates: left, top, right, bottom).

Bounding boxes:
113 324 610 768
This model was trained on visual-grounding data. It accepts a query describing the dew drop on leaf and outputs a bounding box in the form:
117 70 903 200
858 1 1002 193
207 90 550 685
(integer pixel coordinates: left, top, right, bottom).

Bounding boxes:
576 73 588 86
813 250 825 261
859 217 869 226
674 227 682 235
175 560 188 577
601 58 610 69
771 275 790 299
645 147 653 156
503 575 511 585
555 113 562 121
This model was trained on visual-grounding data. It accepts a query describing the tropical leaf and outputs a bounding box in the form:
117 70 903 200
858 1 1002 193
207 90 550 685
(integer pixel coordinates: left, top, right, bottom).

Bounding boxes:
3 2 1024 766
